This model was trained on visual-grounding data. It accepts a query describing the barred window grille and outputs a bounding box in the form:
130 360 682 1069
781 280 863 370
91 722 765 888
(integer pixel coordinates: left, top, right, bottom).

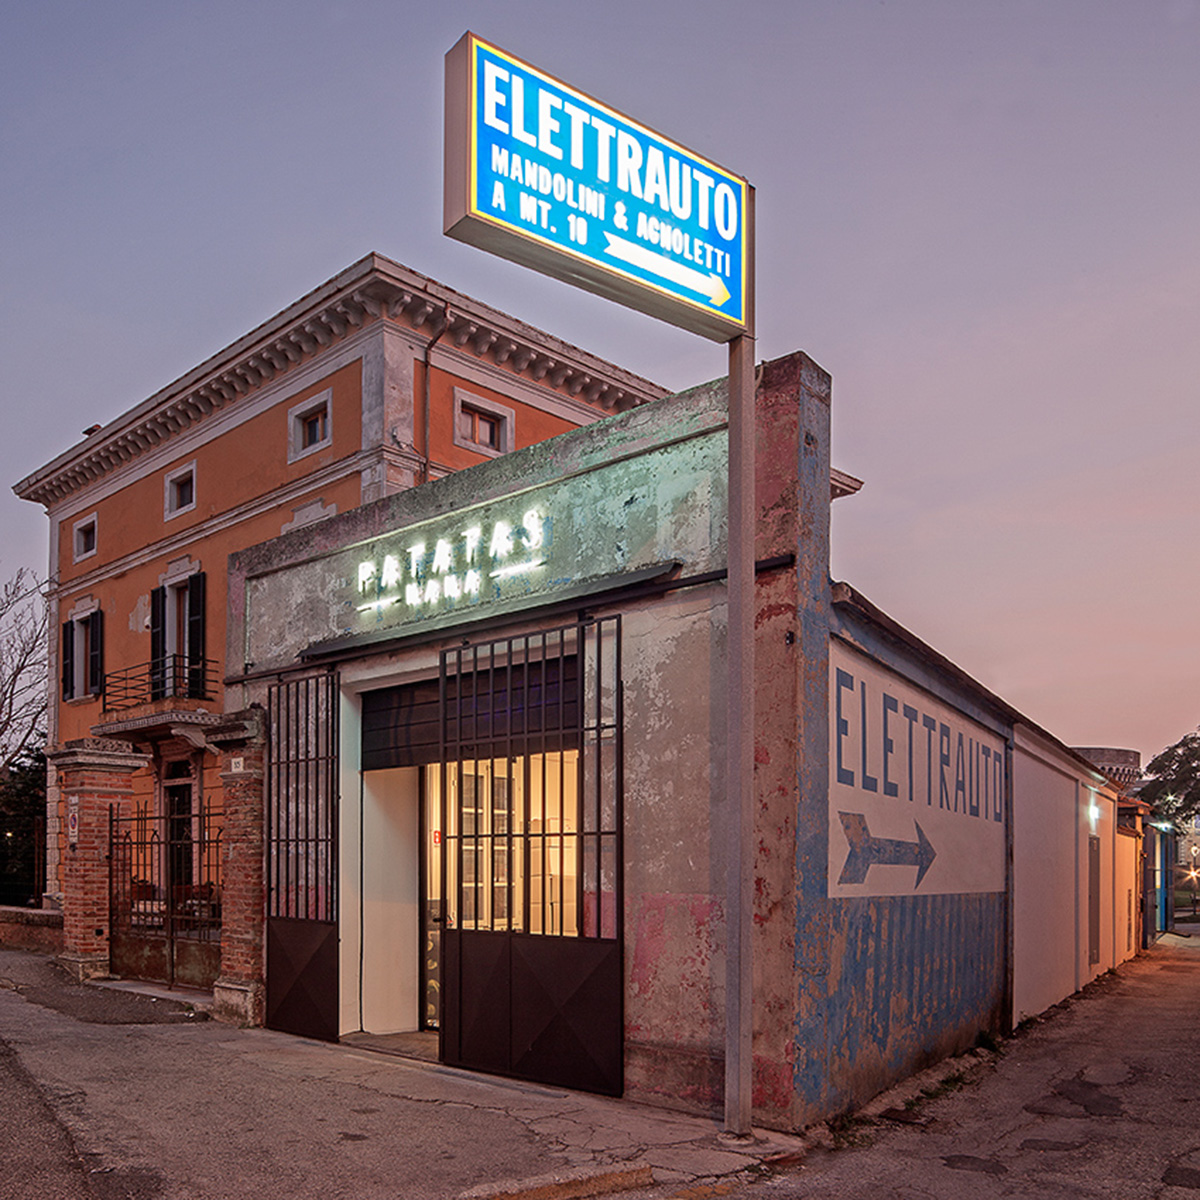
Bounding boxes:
267 672 339 922
439 617 622 942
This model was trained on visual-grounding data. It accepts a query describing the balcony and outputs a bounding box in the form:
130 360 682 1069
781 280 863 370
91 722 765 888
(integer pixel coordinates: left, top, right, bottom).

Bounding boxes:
103 656 219 712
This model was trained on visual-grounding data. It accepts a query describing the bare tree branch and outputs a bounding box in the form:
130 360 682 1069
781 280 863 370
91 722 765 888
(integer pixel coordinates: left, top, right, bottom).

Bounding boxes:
0 567 47 773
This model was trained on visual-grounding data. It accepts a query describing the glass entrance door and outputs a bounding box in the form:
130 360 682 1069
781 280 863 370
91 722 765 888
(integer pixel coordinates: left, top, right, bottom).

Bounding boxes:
436 752 580 938
422 767 442 1030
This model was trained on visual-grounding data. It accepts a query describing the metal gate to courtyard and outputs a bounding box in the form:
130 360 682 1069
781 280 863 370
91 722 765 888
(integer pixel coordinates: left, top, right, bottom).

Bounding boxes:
264 670 340 1041
109 801 223 989
440 617 624 1095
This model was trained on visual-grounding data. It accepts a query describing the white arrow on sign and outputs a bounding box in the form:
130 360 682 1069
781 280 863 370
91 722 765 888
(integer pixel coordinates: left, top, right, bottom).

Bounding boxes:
603 234 731 308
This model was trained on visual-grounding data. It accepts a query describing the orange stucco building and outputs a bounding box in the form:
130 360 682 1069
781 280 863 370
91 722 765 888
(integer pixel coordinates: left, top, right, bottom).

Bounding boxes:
14 253 666 987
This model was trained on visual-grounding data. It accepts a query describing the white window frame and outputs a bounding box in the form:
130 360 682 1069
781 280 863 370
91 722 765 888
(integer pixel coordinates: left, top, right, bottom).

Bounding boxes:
154 559 204 698
63 596 100 701
453 389 515 458
164 461 197 520
160 559 199 659
288 388 333 464
72 512 98 564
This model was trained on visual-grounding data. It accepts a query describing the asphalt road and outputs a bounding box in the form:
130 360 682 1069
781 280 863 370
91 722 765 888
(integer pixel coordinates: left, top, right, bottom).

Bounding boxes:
0 948 796 1200
0 1036 94 1200
0 952 203 1200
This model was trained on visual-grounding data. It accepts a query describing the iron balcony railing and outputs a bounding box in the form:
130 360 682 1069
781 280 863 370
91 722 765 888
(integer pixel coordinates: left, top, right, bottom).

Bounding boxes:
103 656 218 710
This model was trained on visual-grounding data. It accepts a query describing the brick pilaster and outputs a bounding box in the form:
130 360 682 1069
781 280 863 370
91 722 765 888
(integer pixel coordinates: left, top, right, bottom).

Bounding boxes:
210 709 266 1025
48 738 151 981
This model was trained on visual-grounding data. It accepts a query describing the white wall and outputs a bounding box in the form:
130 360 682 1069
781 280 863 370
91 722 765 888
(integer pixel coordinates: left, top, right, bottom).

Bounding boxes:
1115 829 1140 964
339 763 422 1035
339 690 363 1036
1012 726 1120 1027
361 766 421 1033
338 686 423 1036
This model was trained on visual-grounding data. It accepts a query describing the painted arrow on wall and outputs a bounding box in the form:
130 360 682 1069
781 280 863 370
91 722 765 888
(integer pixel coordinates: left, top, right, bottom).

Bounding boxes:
837 812 937 888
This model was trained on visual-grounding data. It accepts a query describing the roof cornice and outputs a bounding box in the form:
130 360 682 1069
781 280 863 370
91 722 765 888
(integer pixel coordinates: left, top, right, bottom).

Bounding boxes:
14 252 669 509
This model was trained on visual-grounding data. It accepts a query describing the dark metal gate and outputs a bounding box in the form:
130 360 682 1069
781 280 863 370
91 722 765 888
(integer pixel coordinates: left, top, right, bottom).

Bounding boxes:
440 617 624 1095
265 671 340 1041
0 815 44 908
109 801 222 989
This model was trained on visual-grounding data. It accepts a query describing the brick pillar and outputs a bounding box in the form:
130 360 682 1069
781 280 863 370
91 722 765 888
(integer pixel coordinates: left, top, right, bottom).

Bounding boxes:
48 738 150 981
210 710 266 1026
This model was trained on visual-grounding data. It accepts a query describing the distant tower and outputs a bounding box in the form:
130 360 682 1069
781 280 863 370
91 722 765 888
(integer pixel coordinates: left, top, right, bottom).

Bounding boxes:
1073 747 1143 793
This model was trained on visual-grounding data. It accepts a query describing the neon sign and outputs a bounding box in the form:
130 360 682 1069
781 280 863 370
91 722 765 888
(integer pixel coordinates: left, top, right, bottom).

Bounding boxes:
357 509 546 617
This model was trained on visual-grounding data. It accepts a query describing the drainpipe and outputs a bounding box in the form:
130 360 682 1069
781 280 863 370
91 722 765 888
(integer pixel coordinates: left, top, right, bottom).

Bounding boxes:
421 306 451 485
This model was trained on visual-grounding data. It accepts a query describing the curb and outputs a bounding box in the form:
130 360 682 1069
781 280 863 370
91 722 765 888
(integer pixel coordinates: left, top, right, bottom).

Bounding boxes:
458 1164 655 1200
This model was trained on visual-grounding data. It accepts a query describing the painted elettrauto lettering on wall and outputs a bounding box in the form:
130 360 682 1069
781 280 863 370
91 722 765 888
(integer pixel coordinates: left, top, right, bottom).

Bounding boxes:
828 641 1006 898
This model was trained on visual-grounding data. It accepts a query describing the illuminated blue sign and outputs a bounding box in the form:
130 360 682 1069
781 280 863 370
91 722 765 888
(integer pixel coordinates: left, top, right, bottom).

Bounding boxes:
445 33 752 342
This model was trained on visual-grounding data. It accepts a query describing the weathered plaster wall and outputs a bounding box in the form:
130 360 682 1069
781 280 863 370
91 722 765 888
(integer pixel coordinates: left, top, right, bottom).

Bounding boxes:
622 588 726 1108
228 381 728 682
228 350 832 1130
816 605 1010 1122
618 352 831 1126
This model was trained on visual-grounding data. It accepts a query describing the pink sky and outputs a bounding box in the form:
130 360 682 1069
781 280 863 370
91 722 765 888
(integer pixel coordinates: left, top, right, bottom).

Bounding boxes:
2 0 1196 761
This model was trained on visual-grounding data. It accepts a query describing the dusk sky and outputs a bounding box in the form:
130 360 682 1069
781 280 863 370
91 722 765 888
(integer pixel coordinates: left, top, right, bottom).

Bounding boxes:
2 1 1196 762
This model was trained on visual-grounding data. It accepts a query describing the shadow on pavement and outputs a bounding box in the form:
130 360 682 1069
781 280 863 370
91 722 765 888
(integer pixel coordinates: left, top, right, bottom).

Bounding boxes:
0 950 207 1026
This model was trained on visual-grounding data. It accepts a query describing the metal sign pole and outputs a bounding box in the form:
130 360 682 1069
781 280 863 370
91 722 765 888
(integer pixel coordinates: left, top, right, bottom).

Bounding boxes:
724 330 755 1136
724 179 755 1135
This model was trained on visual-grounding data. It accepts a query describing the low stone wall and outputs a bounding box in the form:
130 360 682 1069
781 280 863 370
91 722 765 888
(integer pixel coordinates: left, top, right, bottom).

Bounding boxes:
0 906 65 955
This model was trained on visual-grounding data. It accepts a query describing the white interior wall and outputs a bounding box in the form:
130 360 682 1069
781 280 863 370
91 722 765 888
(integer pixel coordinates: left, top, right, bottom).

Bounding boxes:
359 766 421 1033
338 687 422 1037
339 691 363 1036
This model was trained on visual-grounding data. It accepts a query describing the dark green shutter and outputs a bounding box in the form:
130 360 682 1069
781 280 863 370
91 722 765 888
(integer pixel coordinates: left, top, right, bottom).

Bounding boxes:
61 621 75 701
87 610 104 697
150 587 166 699
186 572 206 697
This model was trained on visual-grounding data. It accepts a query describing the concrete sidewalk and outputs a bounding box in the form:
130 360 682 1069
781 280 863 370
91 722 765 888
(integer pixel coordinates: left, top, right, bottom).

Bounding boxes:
0 948 804 1200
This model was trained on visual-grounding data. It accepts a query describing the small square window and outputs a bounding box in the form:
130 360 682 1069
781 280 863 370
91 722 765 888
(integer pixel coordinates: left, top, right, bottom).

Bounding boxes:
302 408 328 449
164 462 197 520
288 389 333 463
172 473 194 510
73 515 98 562
452 390 514 459
459 406 501 450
